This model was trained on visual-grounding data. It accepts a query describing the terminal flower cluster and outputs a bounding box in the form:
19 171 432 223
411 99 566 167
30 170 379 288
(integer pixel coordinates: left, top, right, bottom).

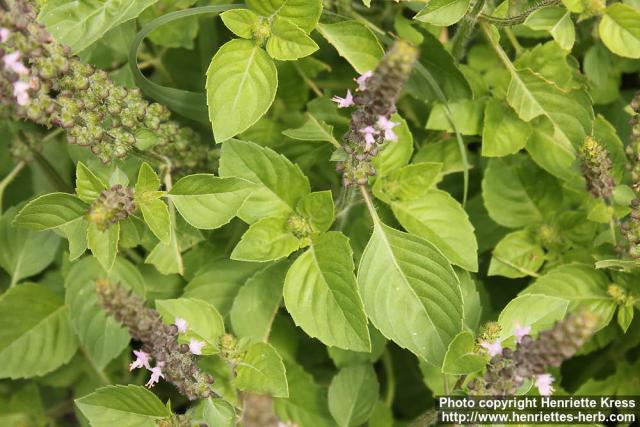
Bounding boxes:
580 136 615 202
86 184 137 231
0 0 212 174
468 311 599 396
95 279 215 400
333 40 418 186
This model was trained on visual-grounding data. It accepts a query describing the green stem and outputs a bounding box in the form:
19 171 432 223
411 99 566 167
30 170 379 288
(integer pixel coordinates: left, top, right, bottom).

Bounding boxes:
0 160 26 213
381 349 396 407
359 185 381 225
480 21 516 73
31 149 72 193
504 27 523 55
81 346 112 385
443 375 450 395
492 254 541 277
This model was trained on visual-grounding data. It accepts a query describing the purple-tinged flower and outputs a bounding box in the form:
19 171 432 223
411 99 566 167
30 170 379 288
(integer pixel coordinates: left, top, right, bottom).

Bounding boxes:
513 324 531 343
175 317 188 334
13 81 30 106
360 126 378 150
0 28 10 43
3 51 29 75
189 338 205 355
332 89 354 108
480 339 502 357
129 350 152 371
146 363 165 388
535 374 555 396
377 115 399 142
355 71 373 91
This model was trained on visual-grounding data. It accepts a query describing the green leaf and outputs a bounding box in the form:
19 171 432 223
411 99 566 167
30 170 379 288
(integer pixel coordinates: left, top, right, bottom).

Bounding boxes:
230 261 289 341
76 162 107 203
441 331 486 375
169 175 251 230
57 217 88 260
414 0 471 26
203 398 236 427
283 113 339 146
235 342 289 397
219 139 310 223
274 360 334 427
206 39 278 142
220 9 260 39
87 222 119 271
156 298 225 353
426 99 485 136
231 216 302 262
145 228 183 276
599 3 640 59
0 207 60 286
524 7 575 51
139 199 170 244
372 114 414 177
246 0 322 33
328 365 379 427
525 118 579 181
65 257 143 369
498 294 569 341
284 232 371 352
135 163 160 194
267 16 319 61
488 230 545 278
75 385 171 427
296 191 335 233
520 264 617 331
139 0 200 50
357 222 463 365
14 193 88 230
482 99 532 157
391 189 478 272
39 0 159 53
0 283 78 379
507 69 593 154
316 21 384 74
373 162 443 204
617 305 634 333
328 325 387 368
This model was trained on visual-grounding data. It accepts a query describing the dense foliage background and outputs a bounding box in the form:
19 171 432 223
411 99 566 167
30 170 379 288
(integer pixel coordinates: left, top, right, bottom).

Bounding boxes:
1 0 640 425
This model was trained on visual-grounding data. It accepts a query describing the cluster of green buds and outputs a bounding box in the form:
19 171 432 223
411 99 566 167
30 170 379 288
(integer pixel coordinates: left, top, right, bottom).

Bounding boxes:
86 184 136 230
580 136 615 202
157 414 192 427
626 92 640 192
333 40 419 186
467 311 599 396
620 199 640 258
0 0 212 173
96 279 215 400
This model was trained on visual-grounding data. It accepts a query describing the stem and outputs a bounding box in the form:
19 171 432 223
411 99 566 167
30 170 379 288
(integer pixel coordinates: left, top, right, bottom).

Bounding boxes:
480 22 516 73
443 375 450 395
609 216 618 247
381 349 396 407
30 149 72 193
294 62 323 98
451 0 486 61
81 346 112 385
504 27 523 55
359 185 380 224
492 254 541 277
0 161 26 213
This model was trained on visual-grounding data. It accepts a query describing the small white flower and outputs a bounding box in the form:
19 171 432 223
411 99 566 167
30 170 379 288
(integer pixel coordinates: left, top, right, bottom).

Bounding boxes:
513 324 531 343
175 317 188 334
3 51 29 75
359 126 378 150
129 350 152 371
535 374 555 396
189 338 205 355
145 363 165 388
376 115 399 142
479 340 502 357
355 71 373 91
0 28 10 43
331 89 354 108
13 80 30 106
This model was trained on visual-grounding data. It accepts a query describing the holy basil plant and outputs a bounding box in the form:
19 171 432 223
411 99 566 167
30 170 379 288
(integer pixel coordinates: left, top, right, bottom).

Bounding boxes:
1 0 640 425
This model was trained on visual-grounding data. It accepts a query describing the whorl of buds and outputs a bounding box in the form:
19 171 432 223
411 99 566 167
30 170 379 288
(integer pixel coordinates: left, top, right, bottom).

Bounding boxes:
580 136 615 202
157 414 192 427
336 40 419 187
86 185 136 230
0 0 212 174
95 280 215 400
626 91 640 192
468 311 598 396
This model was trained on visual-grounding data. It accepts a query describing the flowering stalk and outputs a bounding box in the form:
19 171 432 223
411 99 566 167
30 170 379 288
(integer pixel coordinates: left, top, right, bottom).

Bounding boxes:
468 311 598 396
95 279 215 400
620 92 640 258
0 0 211 174
580 136 615 203
86 185 137 231
333 40 419 186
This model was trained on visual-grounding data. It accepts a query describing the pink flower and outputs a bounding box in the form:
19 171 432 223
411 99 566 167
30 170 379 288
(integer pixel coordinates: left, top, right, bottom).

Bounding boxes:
145 363 165 388
331 89 354 108
13 80 30 106
129 350 152 371
3 51 29 75
359 126 378 150
0 28 10 43
513 324 531 343
355 71 372 91
480 340 502 357
377 115 399 142
175 317 188 334
189 338 205 355
535 374 555 396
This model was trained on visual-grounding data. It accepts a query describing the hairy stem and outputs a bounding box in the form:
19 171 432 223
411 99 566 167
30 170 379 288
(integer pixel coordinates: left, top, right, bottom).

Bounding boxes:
0 161 26 213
